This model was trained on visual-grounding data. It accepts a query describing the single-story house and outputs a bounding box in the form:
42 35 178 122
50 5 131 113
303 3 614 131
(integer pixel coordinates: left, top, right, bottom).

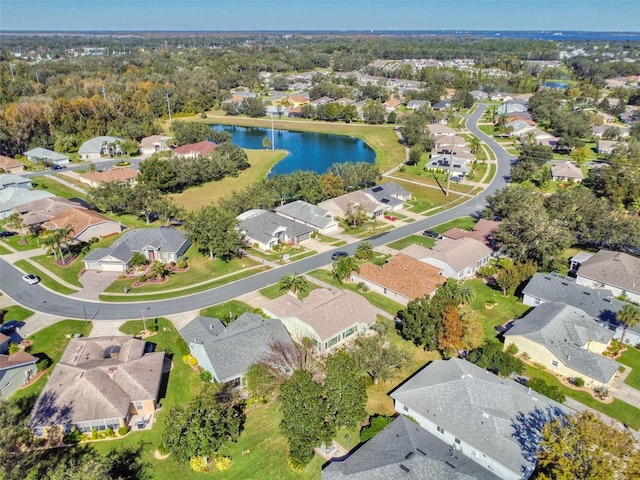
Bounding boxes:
433 135 467 153
311 96 334 107
551 161 584 183
596 139 624 154
237 209 313 251
424 156 471 176
23 147 70 166
322 414 500 480
427 124 456 136
262 289 378 352
364 182 412 212
402 238 491 279
504 302 620 387
351 254 446 305
497 102 528 115
83 227 190 272
43 207 124 243
0 350 38 399
14 196 82 228
432 100 452 111
78 136 124 160
470 90 489 101
506 120 536 137
576 249 640 304
275 200 340 235
591 124 630 139
139 135 172 155
440 218 501 250
0 155 24 174
179 313 294 387
406 99 429 111
318 191 384 220
0 174 32 190
29 336 165 436
0 188 55 220
78 168 139 188
172 140 217 158
390 358 569 480
286 93 311 106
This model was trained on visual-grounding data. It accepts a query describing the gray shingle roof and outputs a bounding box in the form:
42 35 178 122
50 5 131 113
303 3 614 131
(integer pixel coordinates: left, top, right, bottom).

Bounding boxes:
0 188 55 214
237 209 312 245
504 302 620 384
23 147 69 162
577 249 640 297
275 200 336 230
523 273 626 325
78 136 123 154
180 313 294 382
390 359 568 478
364 182 411 208
83 228 189 263
323 415 500 480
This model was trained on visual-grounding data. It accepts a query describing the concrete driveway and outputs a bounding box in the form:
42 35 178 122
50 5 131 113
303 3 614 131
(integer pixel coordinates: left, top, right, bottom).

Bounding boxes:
72 270 121 300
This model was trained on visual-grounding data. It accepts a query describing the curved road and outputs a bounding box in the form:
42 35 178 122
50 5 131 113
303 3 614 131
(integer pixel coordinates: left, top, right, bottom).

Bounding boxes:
0 104 513 320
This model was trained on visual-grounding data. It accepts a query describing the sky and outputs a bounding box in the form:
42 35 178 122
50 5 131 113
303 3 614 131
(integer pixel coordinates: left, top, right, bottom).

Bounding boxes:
1 0 639 32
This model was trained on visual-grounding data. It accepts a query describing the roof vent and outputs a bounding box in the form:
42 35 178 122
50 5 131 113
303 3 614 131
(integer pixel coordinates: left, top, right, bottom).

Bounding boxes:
405 452 415 460
399 464 410 473
445 461 456 469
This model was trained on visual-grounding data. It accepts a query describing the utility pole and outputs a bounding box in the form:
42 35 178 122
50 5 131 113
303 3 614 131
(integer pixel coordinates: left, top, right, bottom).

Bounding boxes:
141 310 147 332
35 71 40 85
9 63 15 81
166 92 172 125
270 114 275 150
446 135 454 196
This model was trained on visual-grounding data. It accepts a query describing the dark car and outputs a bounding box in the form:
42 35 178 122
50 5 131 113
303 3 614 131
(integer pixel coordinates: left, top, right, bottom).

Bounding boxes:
331 251 349 261
0 231 15 238
423 229 439 238
0 320 20 334
51 164 67 171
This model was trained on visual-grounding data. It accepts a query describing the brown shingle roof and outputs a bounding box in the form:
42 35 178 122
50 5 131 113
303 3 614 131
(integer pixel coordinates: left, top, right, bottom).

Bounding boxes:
441 219 500 247
0 155 23 171
356 254 446 300
173 140 217 156
0 350 37 369
80 168 138 184
43 207 118 238
428 238 492 273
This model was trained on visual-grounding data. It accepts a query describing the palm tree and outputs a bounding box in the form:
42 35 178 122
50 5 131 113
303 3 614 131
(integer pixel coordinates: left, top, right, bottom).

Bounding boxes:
4 212 28 244
278 273 311 298
455 285 476 306
616 304 640 345
355 241 374 260
56 225 74 263
150 260 170 280
469 136 481 155
332 256 360 284
41 231 61 261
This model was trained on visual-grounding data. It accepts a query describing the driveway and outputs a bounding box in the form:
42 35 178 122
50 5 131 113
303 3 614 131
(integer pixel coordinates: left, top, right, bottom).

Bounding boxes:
71 270 121 301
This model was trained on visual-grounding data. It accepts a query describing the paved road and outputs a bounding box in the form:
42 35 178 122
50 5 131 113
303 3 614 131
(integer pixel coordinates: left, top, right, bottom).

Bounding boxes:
0 105 513 320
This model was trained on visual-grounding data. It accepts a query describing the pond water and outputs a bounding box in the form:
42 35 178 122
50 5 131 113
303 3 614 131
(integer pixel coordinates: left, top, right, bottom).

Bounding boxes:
543 81 570 90
211 124 376 176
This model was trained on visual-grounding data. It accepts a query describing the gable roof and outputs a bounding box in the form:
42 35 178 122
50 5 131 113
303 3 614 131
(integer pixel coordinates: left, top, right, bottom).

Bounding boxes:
264 289 378 341
139 135 171 149
79 168 138 184
83 228 190 263
30 336 164 427
14 196 82 226
173 140 217 156
78 136 123 154
441 219 500 248
522 273 625 325
237 209 313 245
43 207 119 238
275 200 337 230
0 350 38 370
356 254 446 300
0 188 55 213
318 191 383 217
390 358 569 479
180 313 294 382
323 415 500 480
504 302 619 384
364 182 411 208
551 161 584 180
425 238 492 273
578 250 640 296
0 155 23 171
23 148 69 162
0 174 31 188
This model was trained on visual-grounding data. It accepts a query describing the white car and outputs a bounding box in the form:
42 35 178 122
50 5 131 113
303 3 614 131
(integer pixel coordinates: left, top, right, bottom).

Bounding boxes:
22 274 40 285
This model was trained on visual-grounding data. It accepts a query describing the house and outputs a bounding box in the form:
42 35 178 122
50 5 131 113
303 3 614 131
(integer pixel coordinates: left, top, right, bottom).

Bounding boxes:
0 333 9 354
318 191 384 220
424 156 471 176
0 188 55 220
0 350 38 399
14 196 82 228
470 90 489 101
172 140 217 158
83 227 191 272
287 106 304 118
42 207 123 243
179 313 294 387
0 174 32 190
286 93 311 106
311 96 334 107
576 249 640 304
406 99 429 111
433 135 467 153
596 139 624 154
390 358 569 480
139 135 172 155
78 136 124 160
503 302 620 387
262 289 378 352
351 254 446 305
401 238 491 279
506 120 536 137
0 155 24 174
322 415 500 480
78 168 139 188
364 182 412 212
275 200 340 235
521 272 638 345
237 209 313 251
568 251 593 273
29 336 165 436
497 102 528 115
551 161 584 183
432 100 452 111
427 124 456 136
591 124 630 139
23 147 70 166
441 218 500 250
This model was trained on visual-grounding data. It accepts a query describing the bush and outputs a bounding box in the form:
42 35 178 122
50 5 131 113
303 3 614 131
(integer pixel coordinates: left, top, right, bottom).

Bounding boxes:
199 370 213 382
63 429 83 444
526 378 566 403
189 456 209 472
37 358 52 372
360 415 393 442
215 456 233 472
574 377 585 387
118 426 129 436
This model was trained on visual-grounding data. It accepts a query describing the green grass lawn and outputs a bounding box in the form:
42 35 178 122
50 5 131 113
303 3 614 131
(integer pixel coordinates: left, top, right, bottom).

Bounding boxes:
1 233 41 251
13 259 79 295
618 346 640 390
432 216 477 233
0 305 34 322
199 300 256 321
0 242 11 254
31 176 88 201
386 235 435 251
30 253 85 288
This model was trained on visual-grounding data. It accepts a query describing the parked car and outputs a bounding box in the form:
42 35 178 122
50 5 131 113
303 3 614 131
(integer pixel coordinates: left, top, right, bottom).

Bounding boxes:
450 175 462 183
384 215 397 221
0 320 20 334
51 164 67 171
331 251 349 261
423 229 439 238
0 231 16 238
22 274 40 285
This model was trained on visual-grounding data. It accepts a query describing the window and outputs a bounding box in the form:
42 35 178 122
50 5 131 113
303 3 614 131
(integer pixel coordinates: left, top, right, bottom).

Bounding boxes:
403 405 408 412
551 360 558 367
437 426 445 435
135 401 144 410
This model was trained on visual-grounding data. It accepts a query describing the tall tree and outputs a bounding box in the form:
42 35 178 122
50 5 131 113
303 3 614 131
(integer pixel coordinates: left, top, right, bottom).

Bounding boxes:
351 330 410 384
4 212 28 244
278 273 311 298
332 256 360 284
184 205 241 260
616 304 640 345
437 306 464 357
324 349 367 429
279 370 334 468
354 241 374 260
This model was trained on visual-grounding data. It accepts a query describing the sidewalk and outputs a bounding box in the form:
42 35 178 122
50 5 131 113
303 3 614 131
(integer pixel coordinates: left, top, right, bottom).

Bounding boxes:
3 247 81 292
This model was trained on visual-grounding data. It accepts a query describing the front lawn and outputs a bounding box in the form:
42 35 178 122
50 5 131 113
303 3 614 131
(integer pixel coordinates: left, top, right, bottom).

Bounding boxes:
13 259 79 295
199 300 256 321
31 176 88 200
386 235 436 251
618 346 640 390
433 216 477 233
0 305 35 322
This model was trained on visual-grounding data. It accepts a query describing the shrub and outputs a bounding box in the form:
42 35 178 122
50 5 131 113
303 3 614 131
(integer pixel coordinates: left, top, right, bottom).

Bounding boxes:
526 378 566 403
105 427 115 438
188 356 198 367
360 415 393 442
63 429 83 444
37 358 52 372
118 426 129 436
9 344 20 354
357 282 369 292
214 456 233 472
199 370 213 382
574 377 585 387
189 456 210 472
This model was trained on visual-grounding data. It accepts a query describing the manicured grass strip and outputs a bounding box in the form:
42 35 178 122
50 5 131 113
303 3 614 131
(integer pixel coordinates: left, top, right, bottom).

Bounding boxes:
1 234 40 252
14 259 78 295
31 175 88 200
386 235 436 251
98 266 270 302
199 300 255 320
0 243 11 255
0 305 35 322
618 347 640 390
487 163 497 183
30 254 84 288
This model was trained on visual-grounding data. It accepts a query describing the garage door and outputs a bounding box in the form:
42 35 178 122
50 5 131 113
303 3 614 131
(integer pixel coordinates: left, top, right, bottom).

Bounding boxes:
99 262 124 272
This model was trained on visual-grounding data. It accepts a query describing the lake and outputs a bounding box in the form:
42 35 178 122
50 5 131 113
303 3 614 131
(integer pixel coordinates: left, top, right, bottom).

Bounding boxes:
211 124 376 176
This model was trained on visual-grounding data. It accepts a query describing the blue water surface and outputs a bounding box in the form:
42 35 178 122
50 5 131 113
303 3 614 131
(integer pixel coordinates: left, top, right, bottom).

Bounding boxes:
211 124 376 176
